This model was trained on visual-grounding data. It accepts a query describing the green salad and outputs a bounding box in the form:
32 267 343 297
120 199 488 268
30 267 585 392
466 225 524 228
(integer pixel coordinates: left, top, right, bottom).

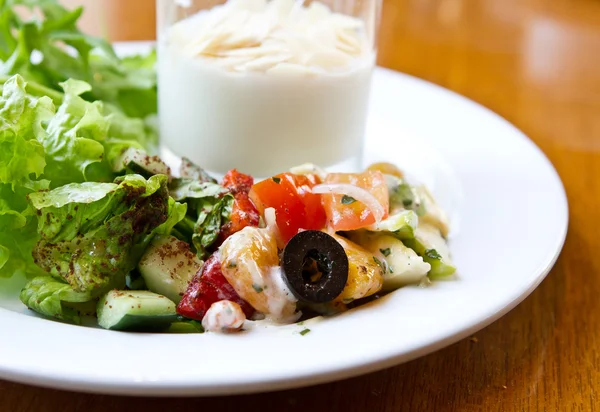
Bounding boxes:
0 0 456 334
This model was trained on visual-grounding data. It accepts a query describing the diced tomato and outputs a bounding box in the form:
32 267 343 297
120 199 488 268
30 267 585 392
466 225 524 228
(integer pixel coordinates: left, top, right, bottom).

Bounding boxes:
177 254 255 321
222 169 254 195
217 194 260 244
216 169 260 245
249 173 327 243
321 171 389 231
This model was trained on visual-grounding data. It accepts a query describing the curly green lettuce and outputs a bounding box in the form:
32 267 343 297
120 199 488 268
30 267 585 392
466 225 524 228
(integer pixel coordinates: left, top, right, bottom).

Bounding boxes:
0 73 160 279
0 0 157 119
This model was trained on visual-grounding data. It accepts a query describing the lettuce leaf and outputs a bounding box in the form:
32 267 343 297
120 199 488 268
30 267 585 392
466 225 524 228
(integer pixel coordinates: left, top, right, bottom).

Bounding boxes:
0 185 46 278
155 197 188 236
29 174 170 295
0 75 52 188
169 179 227 202
39 79 109 187
0 0 160 281
192 194 233 259
0 73 160 279
168 177 232 259
0 76 52 278
19 276 92 324
0 0 157 119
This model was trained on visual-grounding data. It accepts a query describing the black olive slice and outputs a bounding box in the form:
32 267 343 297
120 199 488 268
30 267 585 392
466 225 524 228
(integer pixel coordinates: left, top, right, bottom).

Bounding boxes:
281 230 349 303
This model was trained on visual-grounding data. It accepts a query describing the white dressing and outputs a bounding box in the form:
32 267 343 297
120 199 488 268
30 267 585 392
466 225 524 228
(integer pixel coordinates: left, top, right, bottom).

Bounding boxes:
158 0 374 176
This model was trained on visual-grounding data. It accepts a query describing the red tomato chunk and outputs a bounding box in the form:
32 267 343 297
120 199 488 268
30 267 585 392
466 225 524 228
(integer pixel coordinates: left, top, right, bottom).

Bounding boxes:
249 173 326 243
177 254 255 321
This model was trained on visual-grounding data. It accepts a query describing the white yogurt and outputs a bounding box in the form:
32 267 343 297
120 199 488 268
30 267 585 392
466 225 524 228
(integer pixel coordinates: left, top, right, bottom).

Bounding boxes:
158 0 375 176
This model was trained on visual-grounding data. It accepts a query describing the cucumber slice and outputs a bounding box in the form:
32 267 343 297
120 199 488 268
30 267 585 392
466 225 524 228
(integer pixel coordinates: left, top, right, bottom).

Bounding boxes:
365 210 418 240
97 290 178 332
112 147 171 178
347 232 431 290
403 223 456 279
166 319 205 334
138 235 202 303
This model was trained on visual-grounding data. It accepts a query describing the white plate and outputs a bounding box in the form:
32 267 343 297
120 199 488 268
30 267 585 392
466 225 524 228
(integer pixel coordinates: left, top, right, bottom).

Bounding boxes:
0 43 568 396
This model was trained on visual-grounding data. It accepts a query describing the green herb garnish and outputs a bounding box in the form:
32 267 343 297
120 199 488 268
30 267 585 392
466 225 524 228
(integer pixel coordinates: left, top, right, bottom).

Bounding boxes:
425 249 442 260
300 328 311 336
373 256 386 272
380 248 391 257
272 177 281 184
252 284 264 293
341 195 356 205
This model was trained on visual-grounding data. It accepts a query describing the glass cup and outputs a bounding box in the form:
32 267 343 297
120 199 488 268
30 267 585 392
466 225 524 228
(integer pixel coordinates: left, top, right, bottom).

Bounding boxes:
156 0 382 177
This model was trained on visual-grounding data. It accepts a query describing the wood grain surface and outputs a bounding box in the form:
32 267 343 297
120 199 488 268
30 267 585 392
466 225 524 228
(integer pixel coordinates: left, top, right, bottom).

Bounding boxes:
2 0 599 410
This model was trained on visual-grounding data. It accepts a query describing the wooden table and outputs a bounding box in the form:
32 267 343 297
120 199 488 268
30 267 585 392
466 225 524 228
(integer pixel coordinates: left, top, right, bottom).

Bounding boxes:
2 0 599 410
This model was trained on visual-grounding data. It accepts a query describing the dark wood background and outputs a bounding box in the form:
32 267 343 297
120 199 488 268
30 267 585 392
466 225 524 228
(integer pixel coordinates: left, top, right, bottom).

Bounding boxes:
2 0 599 410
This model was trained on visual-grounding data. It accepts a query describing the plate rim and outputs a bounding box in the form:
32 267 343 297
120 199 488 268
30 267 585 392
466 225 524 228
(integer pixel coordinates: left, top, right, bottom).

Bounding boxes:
0 50 569 396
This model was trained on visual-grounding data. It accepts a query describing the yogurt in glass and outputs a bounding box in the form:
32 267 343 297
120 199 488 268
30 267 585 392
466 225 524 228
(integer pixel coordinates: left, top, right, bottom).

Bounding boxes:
157 0 377 177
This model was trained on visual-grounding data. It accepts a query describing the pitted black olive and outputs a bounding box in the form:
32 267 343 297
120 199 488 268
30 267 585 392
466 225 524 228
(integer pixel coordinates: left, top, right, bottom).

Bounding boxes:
281 230 348 303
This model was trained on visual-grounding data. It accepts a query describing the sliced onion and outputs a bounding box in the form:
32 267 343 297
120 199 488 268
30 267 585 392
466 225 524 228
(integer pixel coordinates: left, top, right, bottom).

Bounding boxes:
264 207 284 249
311 183 386 223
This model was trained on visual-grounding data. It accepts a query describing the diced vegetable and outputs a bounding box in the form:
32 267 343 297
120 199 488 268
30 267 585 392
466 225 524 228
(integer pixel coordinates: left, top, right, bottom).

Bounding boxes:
221 168 254 195
320 171 389 232
179 157 216 183
403 223 456 278
348 232 431 290
138 235 203 303
176 254 254 321
166 318 205 333
365 210 418 240
217 194 260 244
97 290 178 332
249 172 326 243
112 147 171 178
215 169 260 245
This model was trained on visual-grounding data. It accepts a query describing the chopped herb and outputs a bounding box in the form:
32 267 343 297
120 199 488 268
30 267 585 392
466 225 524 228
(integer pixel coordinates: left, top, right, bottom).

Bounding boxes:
341 195 356 205
380 248 391 257
252 284 264 293
272 177 281 184
297 321 304 326
300 328 311 336
403 198 413 207
425 249 442 260
389 266 394 274
373 256 386 271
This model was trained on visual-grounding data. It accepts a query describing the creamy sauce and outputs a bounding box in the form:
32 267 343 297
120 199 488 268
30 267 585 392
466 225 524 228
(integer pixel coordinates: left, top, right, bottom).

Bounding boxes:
219 225 299 322
158 0 374 177
261 266 301 323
